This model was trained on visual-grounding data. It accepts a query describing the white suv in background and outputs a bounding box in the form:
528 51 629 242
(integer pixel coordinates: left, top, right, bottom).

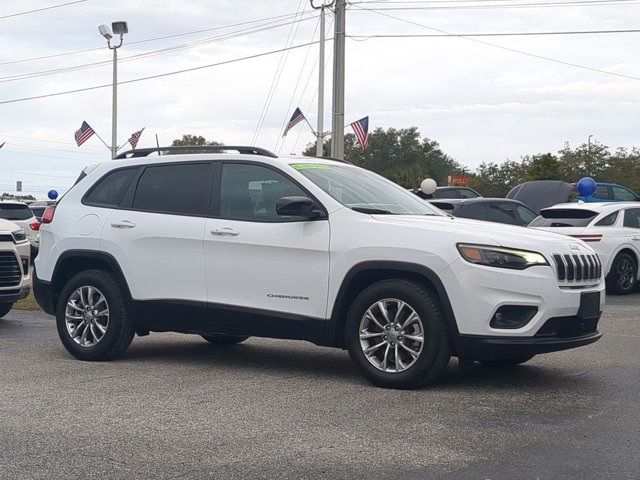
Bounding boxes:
34 146 605 389
0 219 31 318
0 201 40 259
530 202 640 294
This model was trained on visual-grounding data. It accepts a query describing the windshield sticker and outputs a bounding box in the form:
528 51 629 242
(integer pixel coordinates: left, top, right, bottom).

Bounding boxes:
290 163 332 170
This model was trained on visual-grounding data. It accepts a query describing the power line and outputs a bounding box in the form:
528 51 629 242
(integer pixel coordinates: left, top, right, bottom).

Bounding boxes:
0 0 87 20
1 170 76 179
0 149 99 162
4 142 105 156
351 4 640 81
0 13 320 84
351 0 640 8
252 0 308 145
0 39 329 106
348 28 640 39
0 133 103 150
0 10 314 67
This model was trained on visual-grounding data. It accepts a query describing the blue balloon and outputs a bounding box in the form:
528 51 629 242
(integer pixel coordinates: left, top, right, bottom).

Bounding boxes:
577 177 597 197
47 190 58 200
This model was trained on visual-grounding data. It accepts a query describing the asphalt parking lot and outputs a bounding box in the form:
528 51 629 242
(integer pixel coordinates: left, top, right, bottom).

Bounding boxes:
1 294 639 480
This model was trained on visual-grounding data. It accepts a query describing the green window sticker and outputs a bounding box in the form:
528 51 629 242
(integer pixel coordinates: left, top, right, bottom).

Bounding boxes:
290 163 332 170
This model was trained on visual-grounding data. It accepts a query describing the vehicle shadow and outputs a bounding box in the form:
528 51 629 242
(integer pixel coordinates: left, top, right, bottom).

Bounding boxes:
120 335 602 392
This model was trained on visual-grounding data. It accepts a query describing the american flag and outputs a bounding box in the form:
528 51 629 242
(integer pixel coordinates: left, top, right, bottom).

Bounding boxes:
283 107 306 137
351 116 369 151
128 128 145 149
74 121 95 147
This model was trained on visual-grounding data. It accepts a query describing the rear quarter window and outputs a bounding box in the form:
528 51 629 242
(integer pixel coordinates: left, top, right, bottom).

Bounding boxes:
84 168 138 207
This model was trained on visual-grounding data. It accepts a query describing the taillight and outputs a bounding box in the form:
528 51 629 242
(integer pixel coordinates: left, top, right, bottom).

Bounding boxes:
41 206 56 224
29 222 41 231
570 234 602 243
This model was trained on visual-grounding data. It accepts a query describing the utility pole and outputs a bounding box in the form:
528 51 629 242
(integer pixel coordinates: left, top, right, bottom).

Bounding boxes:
331 0 346 159
588 134 594 155
311 1 333 157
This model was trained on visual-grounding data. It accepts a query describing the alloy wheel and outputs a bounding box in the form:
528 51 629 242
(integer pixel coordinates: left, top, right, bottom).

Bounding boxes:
359 298 425 373
616 257 636 291
65 286 110 347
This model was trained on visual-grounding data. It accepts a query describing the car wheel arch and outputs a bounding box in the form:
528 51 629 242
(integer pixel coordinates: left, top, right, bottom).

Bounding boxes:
328 261 459 350
51 250 133 309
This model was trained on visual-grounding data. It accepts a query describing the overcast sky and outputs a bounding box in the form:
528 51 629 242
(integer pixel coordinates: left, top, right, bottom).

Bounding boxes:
0 0 639 198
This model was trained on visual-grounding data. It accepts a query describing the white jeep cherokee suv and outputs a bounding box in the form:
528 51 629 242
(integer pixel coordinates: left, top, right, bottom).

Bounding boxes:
34 146 605 389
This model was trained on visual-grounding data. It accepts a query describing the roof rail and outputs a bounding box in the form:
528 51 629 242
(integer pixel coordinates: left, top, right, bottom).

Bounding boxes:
114 145 278 159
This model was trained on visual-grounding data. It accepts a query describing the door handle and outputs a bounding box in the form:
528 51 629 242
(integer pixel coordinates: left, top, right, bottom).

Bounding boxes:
210 228 239 237
111 220 136 229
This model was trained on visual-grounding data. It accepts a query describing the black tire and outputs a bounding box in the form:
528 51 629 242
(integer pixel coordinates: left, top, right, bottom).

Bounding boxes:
606 252 638 295
478 355 534 366
201 334 249 345
56 270 134 361
0 302 13 319
345 279 451 390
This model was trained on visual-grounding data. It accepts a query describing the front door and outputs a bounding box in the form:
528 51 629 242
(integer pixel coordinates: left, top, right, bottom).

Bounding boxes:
204 162 330 319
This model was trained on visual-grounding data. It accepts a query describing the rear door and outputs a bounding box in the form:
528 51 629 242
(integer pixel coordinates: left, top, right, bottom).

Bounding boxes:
622 208 640 266
100 161 213 302
204 161 330 319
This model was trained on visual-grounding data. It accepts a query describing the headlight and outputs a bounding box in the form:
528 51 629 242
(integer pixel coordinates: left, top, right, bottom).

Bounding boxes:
457 244 548 270
11 230 27 243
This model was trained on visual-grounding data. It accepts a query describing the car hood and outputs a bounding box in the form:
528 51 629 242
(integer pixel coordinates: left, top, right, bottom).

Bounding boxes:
371 214 591 253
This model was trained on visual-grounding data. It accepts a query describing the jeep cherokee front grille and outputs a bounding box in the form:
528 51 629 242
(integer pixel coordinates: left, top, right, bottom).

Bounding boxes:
551 253 601 283
0 251 22 288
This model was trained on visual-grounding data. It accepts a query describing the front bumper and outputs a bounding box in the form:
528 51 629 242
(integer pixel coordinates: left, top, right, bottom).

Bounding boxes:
456 318 602 361
0 287 30 304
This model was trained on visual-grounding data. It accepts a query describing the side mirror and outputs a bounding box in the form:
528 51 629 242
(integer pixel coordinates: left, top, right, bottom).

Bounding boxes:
276 196 322 219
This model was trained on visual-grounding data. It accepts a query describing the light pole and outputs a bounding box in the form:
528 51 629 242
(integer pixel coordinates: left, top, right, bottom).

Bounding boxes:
588 134 594 155
310 1 334 157
99 21 128 159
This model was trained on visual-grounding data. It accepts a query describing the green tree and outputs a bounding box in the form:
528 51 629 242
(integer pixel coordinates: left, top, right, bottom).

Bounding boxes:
303 127 464 188
525 153 561 181
171 134 222 147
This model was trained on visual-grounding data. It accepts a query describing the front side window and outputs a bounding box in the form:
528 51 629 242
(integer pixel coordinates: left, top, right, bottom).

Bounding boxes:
0 204 33 221
613 186 636 201
133 163 213 216
516 205 537 225
594 185 610 199
84 168 137 207
220 164 308 221
623 208 640 228
292 163 444 216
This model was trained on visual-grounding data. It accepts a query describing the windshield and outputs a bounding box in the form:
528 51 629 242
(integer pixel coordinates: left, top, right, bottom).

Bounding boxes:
291 163 445 216
0 204 33 221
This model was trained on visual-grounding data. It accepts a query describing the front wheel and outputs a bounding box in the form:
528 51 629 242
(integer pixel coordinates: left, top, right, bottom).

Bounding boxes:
345 279 451 390
0 302 13 319
606 252 638 295
56 270 135 361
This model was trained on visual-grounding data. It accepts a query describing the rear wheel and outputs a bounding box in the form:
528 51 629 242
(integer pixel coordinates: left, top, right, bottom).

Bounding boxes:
201 334 249 345
606 252 638 295
0 302 13 319
56 270 134 361
345 279 451 390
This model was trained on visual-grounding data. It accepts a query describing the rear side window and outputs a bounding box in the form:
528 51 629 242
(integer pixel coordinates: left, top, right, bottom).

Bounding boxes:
623 208 640 228
133 163 213 216
529 208 598 227
84 168 137 207
458 188 480 199
613 186 636 201
0 204 33 221
456 203 486 220
594 211 619 226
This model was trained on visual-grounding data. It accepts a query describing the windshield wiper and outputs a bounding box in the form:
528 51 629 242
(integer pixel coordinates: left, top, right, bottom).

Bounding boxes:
351 207 394 214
